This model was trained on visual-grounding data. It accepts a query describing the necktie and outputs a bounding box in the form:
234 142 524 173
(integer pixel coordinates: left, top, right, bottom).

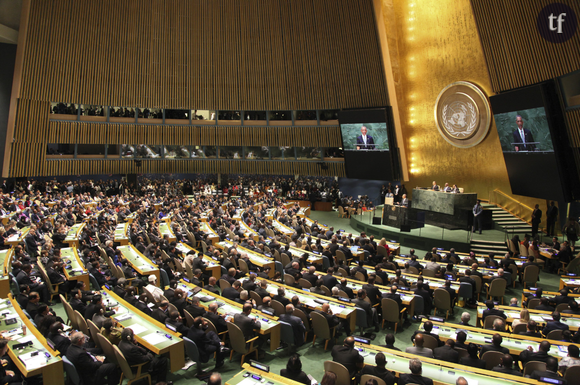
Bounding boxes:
520 129 525 143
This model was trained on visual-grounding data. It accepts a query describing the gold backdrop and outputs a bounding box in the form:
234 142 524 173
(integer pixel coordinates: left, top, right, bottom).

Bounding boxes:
380 0 547 218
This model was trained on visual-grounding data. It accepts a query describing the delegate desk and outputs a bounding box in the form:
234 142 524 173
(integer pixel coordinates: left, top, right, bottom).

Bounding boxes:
476 302 580 331
158 222 176 243
199 221 219 245
0 296 63 384
64 222 85 247
215 240 275 277
175 242 223 279
102 289 185 372
226 363 306 385
357 342 533 385
271 242 324 266
393 256 500 280
177 281 281 351
233 218 259 242
334 276 417 318
560 276 580 290
5 226 30 247
114 223 129 245
521 288 580 305
418 319 574 361
117 244 161 286
352 265 462 293
272 219 295 237
257 278 357 332
0 248 12 297
60 247 90 288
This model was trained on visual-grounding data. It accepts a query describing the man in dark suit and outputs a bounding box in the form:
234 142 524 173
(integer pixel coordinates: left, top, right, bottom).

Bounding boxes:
459 343 487 369
455 331 469 350
187 316 227 369
530 357 566 383
411 321 442 346
356 126 375 150
433 339 459 363
536 297 555 312
184 296 206 318
362 275 382 305
336 278 355 299
383 285 402 310
279 304 306 347
255 280 270 299
16 264 50 304
519 320 542 338
399 358 433 385
315 303 350 336
543 312 569 336
531 204 542 237
512 115 536 151
134 294 152 315
66 332 120 385
331 336 364 376
358 352 395 385
552 288 570 305
480 333 509 357
204 276 220 295
491 354 522 376
381 333 400 351
321 268 338 289
546 201 559 237
204 302 228 334
150 301 169 323
458 270 477 302
520 340 555 364
413 282 433 316
118 328 168 384
302 266 319 287
482 300 506 321
233 303 263 345
165 311 190 335
222 281 242 302
354 289 379 332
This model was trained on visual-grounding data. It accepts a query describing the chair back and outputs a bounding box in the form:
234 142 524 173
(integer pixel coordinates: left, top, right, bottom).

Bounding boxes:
97 334 118 365
321 285 331 296
421 334 438 351
293 308 310 332
422 269 435 277
159 269 170 288
483 315 504 331
271 300 286 316
481 350 504 370
238 259 249 274
335 250 347 264
184 309 195 327
113 345 137 381
338 290 349 298
408 266 419 275
360 375 386 385
203 317 218 336
279 321 296 346
488 279 507 298
523 360 547 377
219 279 231 291
523 265 540 287
355 307 369 330
564 365 580 382
546 329 563 340
61 295 76 328
311 311 332 340
274 261 284 276
433 288 451 311
354 272 365 282
284 274 295 286
556 303 569 313
62 356 81 385
74 310 89 336
472 275 482 293
227 321 251 354
519 243 529 257
298 278 312 289
183 336 200 363
249 291 263 306
87 319 102 349
455 347 469 361
280 253 291 267
528 298 541 309
512 322 528 334
173 258 185 274
142 286 157 305
88 274 100 291
338 268 349 277
457 282 472 300
321 256 330 270
507 239 517 253
381 298 401 323
323 361 351 385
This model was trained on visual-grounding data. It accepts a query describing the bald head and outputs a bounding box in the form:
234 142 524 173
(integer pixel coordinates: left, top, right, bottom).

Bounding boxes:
414 333 424 347
344 336 355 348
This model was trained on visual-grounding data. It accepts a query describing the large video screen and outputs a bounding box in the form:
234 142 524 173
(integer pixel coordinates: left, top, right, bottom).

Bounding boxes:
494 107 554 153
490 82 570 201
340 123 389 151
339 108 396 180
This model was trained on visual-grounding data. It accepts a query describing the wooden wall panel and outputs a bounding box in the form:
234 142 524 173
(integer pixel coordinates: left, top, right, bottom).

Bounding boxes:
471 0 580 92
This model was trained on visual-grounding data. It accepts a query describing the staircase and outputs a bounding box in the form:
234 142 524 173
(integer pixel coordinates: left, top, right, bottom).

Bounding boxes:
470 239 507 255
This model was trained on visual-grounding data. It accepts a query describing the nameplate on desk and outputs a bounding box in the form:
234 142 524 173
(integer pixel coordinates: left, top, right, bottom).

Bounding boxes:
116 314 132 321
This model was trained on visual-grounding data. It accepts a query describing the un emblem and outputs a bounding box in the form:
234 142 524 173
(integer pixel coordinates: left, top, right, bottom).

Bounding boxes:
435 81 492 148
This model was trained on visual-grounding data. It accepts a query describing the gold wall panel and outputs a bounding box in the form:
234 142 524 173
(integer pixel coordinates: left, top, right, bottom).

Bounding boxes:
383 0 547 211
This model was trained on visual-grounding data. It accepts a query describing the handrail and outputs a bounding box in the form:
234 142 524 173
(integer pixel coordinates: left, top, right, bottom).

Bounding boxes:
489 189 534 226
491 189 534 211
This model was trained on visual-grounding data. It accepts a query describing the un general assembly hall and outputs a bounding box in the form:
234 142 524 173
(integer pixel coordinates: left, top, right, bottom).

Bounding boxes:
1 0 580 384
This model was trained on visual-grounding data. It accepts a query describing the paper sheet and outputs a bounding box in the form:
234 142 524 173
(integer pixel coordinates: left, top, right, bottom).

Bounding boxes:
18 334 35 343
19 351 46 370
141 332 167 345
237 378 260 385
126 324 148 335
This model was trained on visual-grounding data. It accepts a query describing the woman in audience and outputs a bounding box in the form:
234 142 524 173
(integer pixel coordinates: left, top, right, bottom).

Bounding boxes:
512 308 529 329
100 318 122 345
280 354 310 385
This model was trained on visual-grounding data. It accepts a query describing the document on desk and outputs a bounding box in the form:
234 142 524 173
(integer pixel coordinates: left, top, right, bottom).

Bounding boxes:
128 324 148 335
18 334 35 343
142 332 167 345
19 351 46 370
237 378 260 385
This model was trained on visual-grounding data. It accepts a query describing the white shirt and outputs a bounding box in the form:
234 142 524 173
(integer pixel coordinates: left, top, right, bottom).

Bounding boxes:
519 128 525 143
362 135 367 144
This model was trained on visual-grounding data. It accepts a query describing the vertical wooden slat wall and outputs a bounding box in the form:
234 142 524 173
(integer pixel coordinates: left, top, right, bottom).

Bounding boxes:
11 0 385 177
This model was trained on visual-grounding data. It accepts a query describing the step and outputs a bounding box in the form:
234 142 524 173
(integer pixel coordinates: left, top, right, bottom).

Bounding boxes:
483 206 503 210
470 239 506 246
471 247 507 254
496 220 528 225
492 213 514 218
470 244 507 251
